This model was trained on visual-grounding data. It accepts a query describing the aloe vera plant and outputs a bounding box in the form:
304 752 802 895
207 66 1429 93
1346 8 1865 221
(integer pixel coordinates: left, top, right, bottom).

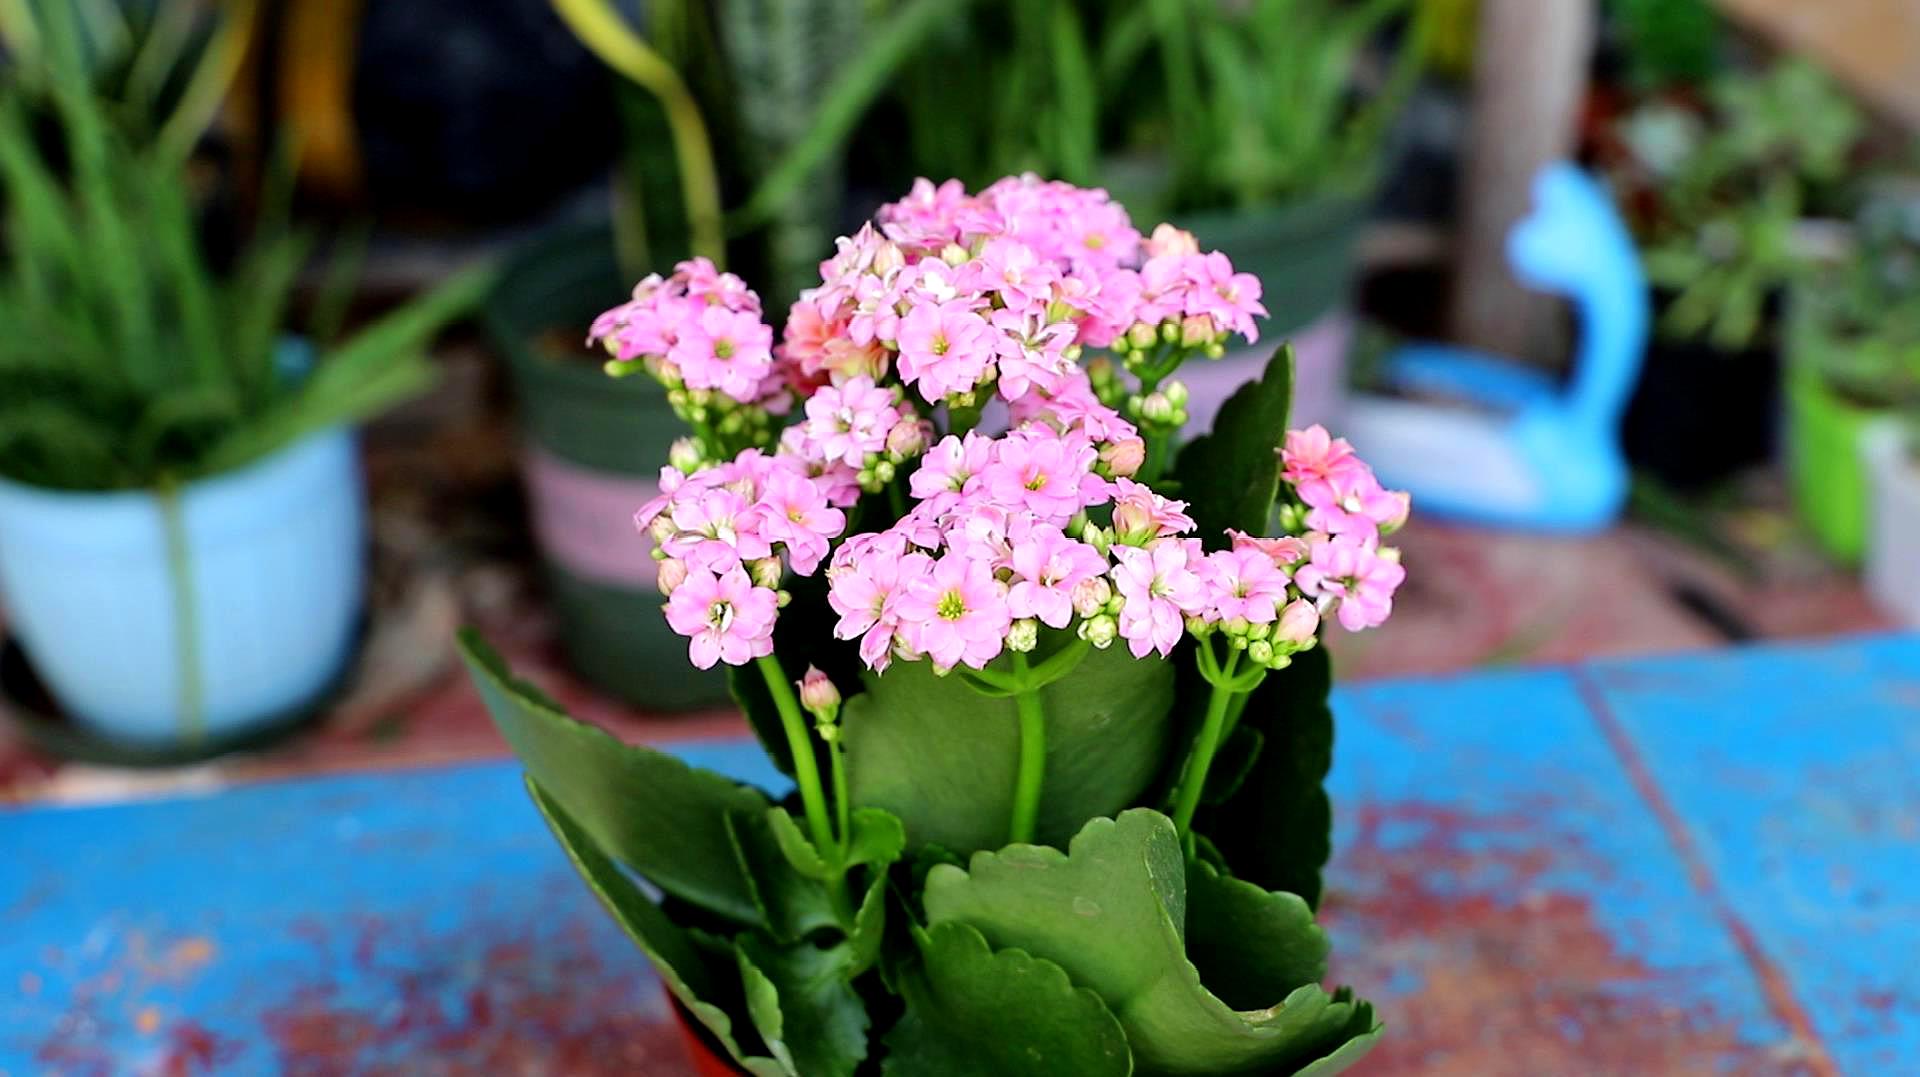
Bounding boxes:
0 1 492 492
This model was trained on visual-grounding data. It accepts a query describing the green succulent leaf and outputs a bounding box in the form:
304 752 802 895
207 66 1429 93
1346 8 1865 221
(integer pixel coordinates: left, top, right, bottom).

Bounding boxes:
525 779 785 1077
1185 859 1328 1010
1195 644 1336 908
845 872 889 977
765 807 834 881
883 921 1134 1077
923 809 1378 1075
842 632 1176 854
457 630 767 925
728 810 842 943
1172 343 1295 548
737 934 871 1077
845 807 909 871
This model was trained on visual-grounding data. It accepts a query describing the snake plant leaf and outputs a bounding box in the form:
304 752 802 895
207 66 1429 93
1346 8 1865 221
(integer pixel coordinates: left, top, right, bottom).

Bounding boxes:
842 632 1176 855
458 630 767 925
1194 644 1336 908
1171 343 1295 548
882 921 1134 1077
737 933 871 1077
923 809 1379 1075
526 779 786 1077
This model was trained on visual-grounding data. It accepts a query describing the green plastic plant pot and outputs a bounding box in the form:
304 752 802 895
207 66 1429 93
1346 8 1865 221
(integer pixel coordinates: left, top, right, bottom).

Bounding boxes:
482 224 728 710
1787 331 1881 565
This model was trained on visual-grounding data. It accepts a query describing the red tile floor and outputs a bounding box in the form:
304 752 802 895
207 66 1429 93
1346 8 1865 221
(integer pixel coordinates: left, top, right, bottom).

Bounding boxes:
0 346 1894 803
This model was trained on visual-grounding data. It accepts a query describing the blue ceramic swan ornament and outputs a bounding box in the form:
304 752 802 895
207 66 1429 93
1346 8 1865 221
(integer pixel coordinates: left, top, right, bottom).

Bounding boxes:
1342 163 1647 532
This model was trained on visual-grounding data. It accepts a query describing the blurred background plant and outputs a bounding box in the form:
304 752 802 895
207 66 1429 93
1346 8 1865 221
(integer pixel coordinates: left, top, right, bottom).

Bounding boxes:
1618 58 1865 351
0 0 489 492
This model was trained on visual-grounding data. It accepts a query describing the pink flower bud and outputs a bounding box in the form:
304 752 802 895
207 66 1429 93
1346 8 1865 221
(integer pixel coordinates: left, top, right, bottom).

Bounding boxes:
1112 500 1154 544
1071 576 1113 618
1276 598 1320 646
657 557 689 596
885 418 932 460
1146 223 1200 258
648 514 678 546
748 557 784 590
798 666 841 718
873 241 905 276
1101 437 1146 478
1378 490 1412 534
1179 314 1216 348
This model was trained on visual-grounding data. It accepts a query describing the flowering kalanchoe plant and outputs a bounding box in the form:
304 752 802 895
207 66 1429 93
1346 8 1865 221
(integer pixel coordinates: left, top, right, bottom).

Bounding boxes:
462 176 1407 1076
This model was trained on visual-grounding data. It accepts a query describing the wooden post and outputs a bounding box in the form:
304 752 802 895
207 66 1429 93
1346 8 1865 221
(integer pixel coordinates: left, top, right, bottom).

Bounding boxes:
1451 0 1595 362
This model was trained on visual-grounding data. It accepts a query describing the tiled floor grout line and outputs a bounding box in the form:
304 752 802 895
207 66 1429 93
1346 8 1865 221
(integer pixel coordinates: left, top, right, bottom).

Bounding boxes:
1570 666 1840 1077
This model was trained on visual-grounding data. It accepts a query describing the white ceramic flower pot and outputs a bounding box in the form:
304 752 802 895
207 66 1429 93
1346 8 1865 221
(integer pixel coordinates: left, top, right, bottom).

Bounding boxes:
1864 421 1920 627
0 428 365 743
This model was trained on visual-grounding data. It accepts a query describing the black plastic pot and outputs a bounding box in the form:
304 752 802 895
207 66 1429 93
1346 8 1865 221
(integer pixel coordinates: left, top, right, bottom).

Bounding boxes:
1623 294 1782 490
481 225 728 711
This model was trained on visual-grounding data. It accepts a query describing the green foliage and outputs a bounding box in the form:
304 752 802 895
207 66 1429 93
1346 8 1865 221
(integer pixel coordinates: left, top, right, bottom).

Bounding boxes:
1196 644 1338 908
1795 184 1920 415
1609 0 1721 91
1173 344 1294 548
0 2 487 492
892 0 1418 211
924 810 1381 1074
841 629 1177 854
1622 59 1868 351
884 922 1134 1076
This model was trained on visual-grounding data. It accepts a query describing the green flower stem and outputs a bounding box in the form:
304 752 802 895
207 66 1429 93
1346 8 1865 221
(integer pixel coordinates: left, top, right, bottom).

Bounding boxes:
829 730 851 848
756 655 852 919
1170 645 1242 847
1007 651 1047 846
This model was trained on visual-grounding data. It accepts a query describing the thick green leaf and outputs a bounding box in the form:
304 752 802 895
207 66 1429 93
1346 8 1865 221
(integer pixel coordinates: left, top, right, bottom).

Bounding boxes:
1185 860 1328 1011
845 807 909 872
843 633 1177 854
845 873 889 977
883 922 1134 1077
1172 344 1295 548
458 630 767 924
924 809 1377 1075
525 780 785 1077
737 934 871 1077
765 807 833 881
728 811 842 943
1196 645 1336 908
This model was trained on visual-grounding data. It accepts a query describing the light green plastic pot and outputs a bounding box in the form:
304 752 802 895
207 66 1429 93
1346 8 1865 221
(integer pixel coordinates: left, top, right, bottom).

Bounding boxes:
482 224 729 711
1787 314 1884 565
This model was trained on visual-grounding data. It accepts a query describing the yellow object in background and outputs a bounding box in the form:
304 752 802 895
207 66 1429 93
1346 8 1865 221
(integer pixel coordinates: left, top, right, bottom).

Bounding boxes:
1415 0 1478 79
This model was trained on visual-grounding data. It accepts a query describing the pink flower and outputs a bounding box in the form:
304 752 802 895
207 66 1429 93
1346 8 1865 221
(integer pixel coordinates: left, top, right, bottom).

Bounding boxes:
984 431 1100 524
1226 529 1310 570
828 539 930 672
1280 425 1368 507
663 487 772 570
1184 251 1267 341
896 299 995 402
755 468 846 576
1293 538 1406 632
896 554 1013 671
909 432 994 511
669 304 775 402
799 377 901 467
664 565 778 669
989 307 1076 402
1199 546 1291 625
1007 526 1108 628
1303 469 1411 542
1111 539 1207 658
1275 598 1320 646
967 237 1058 312
1111 478 1195 543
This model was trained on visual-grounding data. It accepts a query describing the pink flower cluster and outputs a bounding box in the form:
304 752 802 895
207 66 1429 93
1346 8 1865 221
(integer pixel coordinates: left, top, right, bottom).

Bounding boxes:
590 258 782 406
822 409 1404 673
778 175 1269 409
1281 425 1411 632
636 451 849 669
